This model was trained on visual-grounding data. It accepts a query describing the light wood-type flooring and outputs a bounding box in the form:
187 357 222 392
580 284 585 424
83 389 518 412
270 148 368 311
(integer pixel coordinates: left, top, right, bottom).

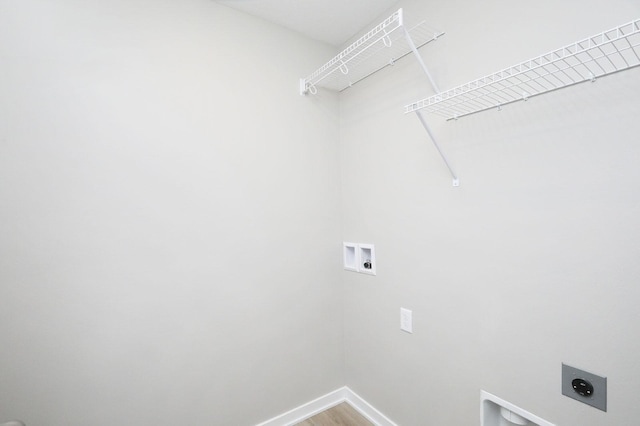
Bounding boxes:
294 402 374 426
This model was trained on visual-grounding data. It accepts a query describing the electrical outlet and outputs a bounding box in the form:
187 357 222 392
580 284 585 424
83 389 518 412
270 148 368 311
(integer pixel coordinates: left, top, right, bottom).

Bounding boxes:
562 363 607 411
400 308 412 333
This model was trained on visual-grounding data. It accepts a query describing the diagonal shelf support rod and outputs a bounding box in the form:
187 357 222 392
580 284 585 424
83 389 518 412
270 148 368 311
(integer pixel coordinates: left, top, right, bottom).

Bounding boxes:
415 110 459 187
406 28 455 185
403 25 440 93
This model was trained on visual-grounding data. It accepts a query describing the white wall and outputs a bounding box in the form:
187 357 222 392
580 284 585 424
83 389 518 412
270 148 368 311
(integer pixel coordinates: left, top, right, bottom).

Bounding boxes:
340 0 640 425
0 1 343 425
3 1 640 425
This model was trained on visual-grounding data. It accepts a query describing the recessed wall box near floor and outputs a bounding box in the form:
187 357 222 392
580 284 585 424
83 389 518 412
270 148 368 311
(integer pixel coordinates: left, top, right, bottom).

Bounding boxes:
481 391 554 426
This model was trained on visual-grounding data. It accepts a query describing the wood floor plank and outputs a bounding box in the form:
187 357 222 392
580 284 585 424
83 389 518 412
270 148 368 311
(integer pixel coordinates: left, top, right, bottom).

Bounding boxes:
295 402 373 426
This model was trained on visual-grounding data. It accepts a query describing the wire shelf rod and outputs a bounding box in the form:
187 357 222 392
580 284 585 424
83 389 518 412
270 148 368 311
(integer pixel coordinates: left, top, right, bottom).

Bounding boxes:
301 9 444 94
336 32 440 91
405 18 640 118
310 11 401 77
301 10 403 93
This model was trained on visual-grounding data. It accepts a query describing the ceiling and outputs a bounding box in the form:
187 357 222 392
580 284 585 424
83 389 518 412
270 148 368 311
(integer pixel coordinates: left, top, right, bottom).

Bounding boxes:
215 0 400 46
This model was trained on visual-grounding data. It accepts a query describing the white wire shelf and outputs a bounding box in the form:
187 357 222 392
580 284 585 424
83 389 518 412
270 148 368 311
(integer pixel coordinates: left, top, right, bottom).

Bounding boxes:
300 9 443 95
405 19 640 119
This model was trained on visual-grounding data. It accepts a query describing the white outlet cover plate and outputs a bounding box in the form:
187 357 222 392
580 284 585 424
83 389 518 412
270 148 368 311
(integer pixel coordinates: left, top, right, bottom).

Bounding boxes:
400 308 412 333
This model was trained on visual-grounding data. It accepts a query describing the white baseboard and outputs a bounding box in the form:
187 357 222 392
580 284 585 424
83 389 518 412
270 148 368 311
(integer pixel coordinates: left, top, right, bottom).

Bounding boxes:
255 386 397 426
255 387 348 426
344 388 398 426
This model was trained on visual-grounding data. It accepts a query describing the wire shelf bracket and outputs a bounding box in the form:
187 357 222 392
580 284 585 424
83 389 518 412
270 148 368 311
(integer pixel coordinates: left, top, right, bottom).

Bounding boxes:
300 8 444 95
300 8 456 186
405 19 640 119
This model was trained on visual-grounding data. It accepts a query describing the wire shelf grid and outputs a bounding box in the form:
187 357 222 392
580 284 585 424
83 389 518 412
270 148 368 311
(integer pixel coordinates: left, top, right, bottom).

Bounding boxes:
405 19 640 119
301 9 443 94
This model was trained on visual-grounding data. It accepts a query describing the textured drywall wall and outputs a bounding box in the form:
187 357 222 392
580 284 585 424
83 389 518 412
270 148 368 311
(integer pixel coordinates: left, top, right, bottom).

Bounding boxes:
340 0 640 425
0 1 343 425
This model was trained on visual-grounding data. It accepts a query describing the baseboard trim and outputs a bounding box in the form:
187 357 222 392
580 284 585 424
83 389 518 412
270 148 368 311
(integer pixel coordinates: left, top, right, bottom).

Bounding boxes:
255 386 397 426
255 387 347 426
345 388 398 426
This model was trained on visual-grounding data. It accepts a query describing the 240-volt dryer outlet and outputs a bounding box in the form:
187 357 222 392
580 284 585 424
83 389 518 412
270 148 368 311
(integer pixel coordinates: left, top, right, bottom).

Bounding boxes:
562 363 607 411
